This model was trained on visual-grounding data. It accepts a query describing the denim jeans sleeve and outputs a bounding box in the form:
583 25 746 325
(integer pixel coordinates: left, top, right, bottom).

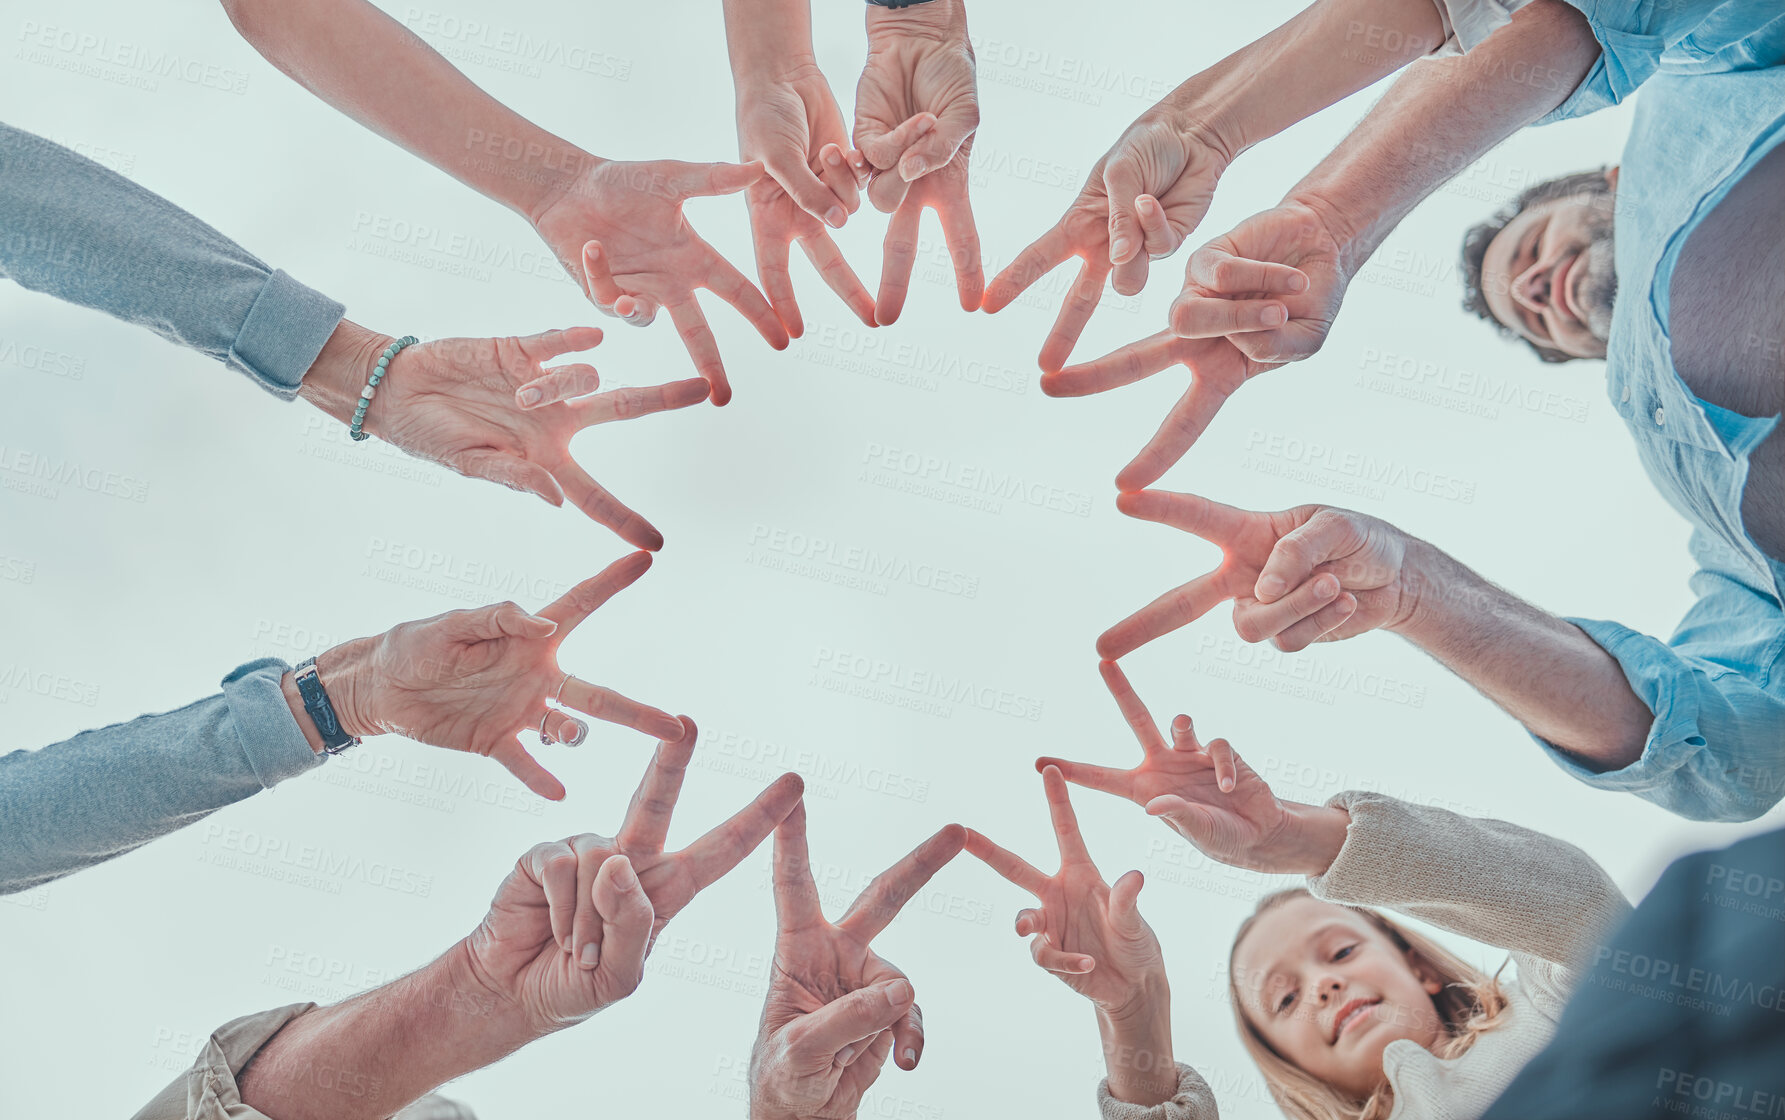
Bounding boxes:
0 659 326 894
0 122 344 399
1530 612 1785 822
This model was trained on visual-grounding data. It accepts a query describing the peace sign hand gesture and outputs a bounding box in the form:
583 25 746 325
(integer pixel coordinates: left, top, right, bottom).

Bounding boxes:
1098 491 1422 661
750 804 965 1120
464 722 803 1035
313 551 684 800
1040 663 1347 877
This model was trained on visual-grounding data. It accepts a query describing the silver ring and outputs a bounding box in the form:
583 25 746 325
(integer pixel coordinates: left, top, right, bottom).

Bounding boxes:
554 671 572 706
538 710 555 746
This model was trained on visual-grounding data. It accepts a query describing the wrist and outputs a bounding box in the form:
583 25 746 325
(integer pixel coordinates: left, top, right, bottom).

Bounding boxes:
1279 802 1351 877
866 0 967 42
299 321 394 428
725 5 815 76
311 636 382 740
1389 537 1456 641
1097 974 1176 1107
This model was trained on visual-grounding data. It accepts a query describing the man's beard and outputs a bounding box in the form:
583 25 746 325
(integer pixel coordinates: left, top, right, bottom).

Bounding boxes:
1575 210 1618 342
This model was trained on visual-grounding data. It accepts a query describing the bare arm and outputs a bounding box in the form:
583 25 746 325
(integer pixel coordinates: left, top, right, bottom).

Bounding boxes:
1396 541 1653 771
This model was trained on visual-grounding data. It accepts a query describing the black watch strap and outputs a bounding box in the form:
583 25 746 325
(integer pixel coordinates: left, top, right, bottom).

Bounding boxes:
866 0 938 7
294 658 361 755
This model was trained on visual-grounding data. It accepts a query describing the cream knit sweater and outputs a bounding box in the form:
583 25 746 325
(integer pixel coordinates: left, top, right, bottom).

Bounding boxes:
1097 790 1633 1120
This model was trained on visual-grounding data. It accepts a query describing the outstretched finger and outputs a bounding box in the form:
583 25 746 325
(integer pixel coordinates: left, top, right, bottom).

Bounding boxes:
616 717 698 853
557 677 683 742
875 199 923 326
702 249 790 352
982 224 1072 314
934 184 984 312
1040 329 1177 397
515 362 601 409
1041 765 1095 868
1037 258 1111 375
667 297 733 407
1096 568 1234 660
1114 374 1239 492
838 824 968 940
796 232 878 328
537 551 653 634
571 378 711 427
963 828 1049 896
678 770 806 895
1096 659 1166 755
751 215 803 338
549 459 663 552
1033 755 1134 798
492 737 567 801
771 799 825 930
1112 489 1253 545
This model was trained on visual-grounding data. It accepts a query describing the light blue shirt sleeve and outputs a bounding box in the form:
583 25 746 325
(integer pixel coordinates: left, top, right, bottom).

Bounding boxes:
0 121 344 399
1530 537 1785 822
1537 0 1785 124
0 659 327 894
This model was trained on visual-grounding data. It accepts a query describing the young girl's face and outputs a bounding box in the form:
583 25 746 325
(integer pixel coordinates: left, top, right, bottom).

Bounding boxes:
1232 896 1446 1098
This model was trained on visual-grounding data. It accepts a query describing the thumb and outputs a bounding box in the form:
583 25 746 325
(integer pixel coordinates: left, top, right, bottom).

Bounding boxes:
1107 869 1147 933
791 978 915 1063
449 601 556 643
664 159 763 199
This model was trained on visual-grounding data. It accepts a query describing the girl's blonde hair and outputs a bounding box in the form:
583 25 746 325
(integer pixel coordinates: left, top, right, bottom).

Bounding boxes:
1227 889 1511 1120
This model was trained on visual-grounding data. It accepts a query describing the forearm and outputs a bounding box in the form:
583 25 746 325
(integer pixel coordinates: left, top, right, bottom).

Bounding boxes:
221 0 597 221
1162 0 1446 161
238 941 536 1120
0 661 323 893
723 0 816 76
1097 976 1177 1108
0 122 342 396
1393 541 1652 770
1288 0 1599 267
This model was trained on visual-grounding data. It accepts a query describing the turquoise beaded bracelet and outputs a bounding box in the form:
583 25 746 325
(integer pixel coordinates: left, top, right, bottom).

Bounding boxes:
349 335 418 442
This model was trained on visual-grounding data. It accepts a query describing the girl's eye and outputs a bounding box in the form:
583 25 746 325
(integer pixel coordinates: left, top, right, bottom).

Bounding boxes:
1333 944 1356 961
1276 991 1296 1013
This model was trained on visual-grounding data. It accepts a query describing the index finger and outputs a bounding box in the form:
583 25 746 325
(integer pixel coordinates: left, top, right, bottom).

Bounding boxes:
677 770 805 895
1041 766 1095 868
982 224 1072 313
570 378 711 428
963 828 1049 896
549 458 663 552
1096 569 1235 661
1040 329 1180 398
1037 257 1110 374
771 799 826 930
1111 490 1253 546
537 551 652 634
1097 659 1166 756
666 297 733 407
1115 362 1254 493
616 718 698 854
556 677 684 742
837 824 968 941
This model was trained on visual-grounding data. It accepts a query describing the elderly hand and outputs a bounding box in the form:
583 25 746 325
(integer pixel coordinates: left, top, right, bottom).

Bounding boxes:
1041 664 1347 877
461 723 803 1035
1097 491 1420 661
307 551 685 800
529 157 789 405
750 803 964 1120
981 110 1235 372
301 323 707 550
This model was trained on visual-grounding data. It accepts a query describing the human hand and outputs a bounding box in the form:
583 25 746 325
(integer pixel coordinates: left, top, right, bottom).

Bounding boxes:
872 134 983 324
311 551 684 800
301 323 706 550
750 803 965 1119
982 111 1234 372
530 158 789 405
461 722 803 1035
1098 491 1420 660
733 62 878 334
1168 198 1352 364
964 766 1166 1016
1042 332 1279 490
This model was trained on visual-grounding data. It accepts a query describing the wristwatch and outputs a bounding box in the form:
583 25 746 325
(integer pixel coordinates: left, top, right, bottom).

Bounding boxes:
293 657 361 755
866 0 938 7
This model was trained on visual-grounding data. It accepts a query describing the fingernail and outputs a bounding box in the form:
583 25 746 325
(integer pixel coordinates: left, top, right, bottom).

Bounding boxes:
1263 306 1287 326
824 149 844 167
825 206 846 228
561 722 586 747
1314 578 1336 600
1257 575 1288 600
1221 778 1236 793
580 942 600 968
886 978 914 1005
518 387 543 407
901 156 927 180
611 859 637 889
1111 236 1133 261
902 1047 917 1066
838 1044 856 1065
1079 957 1096 972
1289 273 1309 292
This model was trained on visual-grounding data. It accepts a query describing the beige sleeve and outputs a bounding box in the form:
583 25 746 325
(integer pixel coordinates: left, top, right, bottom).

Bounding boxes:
1307 791 1631 973
1429 0 1536 55
1098 1063 1220 1120
128 1003 477 1120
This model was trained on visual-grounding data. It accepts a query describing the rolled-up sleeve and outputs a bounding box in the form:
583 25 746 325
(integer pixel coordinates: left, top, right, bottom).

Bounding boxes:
1532 567 1785 822
0 121 343 398
1098 1063 1221 1120
0 658 326 893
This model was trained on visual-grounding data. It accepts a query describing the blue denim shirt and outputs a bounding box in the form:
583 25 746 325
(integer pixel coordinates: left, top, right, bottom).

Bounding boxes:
1531 64 1785 822
0 122 344 397
1541 0 1785 123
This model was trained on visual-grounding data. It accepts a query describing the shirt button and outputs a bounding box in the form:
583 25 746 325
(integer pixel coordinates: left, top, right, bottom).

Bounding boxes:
1654 406 1666 426
1621 385 1631 403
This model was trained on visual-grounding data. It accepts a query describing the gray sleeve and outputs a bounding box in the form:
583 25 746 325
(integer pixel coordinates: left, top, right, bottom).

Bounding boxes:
0 658 326 893
1098 1063 1220 1120
1307 791 1632 972
0 121 344 399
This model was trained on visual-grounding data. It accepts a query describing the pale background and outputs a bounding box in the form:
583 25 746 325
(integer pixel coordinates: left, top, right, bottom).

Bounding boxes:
1 1 1773 1117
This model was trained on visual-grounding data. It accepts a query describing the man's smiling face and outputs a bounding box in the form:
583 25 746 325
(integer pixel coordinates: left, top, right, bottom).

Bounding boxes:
1478 181 1618 360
